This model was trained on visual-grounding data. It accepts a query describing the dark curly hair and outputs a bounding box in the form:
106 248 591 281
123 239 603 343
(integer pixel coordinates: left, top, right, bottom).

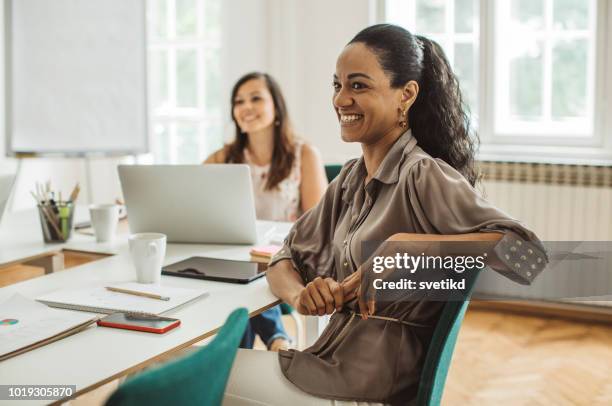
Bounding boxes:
348 24 480 186
226 72 295 190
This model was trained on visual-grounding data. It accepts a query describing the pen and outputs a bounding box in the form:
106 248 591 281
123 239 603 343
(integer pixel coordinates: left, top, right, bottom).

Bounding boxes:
105 286 170 301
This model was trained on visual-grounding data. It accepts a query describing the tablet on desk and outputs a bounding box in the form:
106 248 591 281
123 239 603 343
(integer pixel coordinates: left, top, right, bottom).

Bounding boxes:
162 257 266 284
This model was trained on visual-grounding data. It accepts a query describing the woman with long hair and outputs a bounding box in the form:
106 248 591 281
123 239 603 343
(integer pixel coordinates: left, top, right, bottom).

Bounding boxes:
224 25 547 404
205 72 328 351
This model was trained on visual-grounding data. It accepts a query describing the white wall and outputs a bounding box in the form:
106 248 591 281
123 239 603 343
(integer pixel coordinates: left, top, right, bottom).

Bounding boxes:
0 0 374 211
0 1 7 167
267 0 371 164
219 0 270 141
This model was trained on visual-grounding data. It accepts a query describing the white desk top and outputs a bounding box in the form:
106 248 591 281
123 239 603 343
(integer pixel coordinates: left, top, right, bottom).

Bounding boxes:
0 209 291 405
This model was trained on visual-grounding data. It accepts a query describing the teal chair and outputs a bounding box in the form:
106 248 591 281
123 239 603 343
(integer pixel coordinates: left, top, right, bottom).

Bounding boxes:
105 308 248 406
324 164 342 183
416 270 481 406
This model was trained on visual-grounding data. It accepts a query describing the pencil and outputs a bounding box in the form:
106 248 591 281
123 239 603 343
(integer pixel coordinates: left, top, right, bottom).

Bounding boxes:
69 183 80 202
105 286 170 301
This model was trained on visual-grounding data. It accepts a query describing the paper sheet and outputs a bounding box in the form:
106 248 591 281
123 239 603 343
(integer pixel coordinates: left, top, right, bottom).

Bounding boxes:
0 294 95 359
36 282 208 315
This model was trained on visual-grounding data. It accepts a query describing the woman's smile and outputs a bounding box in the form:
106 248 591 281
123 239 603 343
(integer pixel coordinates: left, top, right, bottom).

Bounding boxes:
240 113 260 123
339 113 364 126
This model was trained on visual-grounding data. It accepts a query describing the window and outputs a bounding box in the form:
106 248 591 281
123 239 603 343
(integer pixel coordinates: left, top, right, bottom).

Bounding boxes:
383 0 610 162
147 0 223 164
386 0 480 122
494 0 596 138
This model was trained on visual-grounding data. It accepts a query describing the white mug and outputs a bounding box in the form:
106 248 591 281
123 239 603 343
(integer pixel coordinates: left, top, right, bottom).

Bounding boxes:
89 204 120 243
129 233 167 284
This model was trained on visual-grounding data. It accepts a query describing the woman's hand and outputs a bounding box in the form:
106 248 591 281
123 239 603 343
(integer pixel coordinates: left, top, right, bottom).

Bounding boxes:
291 276 344 316
341 268 376 319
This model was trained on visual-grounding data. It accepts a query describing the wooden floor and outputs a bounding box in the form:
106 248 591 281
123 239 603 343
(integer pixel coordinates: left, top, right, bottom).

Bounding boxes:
442 308 612 405
71 309 612 405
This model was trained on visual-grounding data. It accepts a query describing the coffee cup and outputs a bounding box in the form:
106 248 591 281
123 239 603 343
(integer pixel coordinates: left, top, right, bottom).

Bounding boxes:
128 233 166 284
89 204 120 243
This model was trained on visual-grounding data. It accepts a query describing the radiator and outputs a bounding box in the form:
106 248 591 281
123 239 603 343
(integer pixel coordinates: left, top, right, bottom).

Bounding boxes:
474 162 612 301
479 161 612 241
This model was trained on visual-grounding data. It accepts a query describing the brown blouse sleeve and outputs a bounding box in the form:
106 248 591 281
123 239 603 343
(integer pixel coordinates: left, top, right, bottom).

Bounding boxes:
408 158 548 284
269 160 357 283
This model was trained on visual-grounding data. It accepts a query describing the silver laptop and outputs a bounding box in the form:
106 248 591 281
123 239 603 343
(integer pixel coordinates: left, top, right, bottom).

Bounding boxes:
0 173 16 223
118 165 259 244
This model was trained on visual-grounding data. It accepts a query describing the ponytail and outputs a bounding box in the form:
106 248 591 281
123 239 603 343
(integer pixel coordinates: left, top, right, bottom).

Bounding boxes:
410 36 479 186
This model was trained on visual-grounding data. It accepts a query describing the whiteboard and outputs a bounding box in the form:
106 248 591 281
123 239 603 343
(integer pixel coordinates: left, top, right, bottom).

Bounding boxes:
5 0 148 155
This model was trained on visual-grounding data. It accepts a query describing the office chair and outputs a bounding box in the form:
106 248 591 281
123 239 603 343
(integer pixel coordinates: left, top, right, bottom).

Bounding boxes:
416 269 481 406
105 308 248 406
324 164 342 183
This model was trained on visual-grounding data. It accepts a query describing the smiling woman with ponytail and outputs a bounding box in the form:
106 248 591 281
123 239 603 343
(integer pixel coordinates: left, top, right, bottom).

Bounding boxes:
223 24 547 405
349 25 479 186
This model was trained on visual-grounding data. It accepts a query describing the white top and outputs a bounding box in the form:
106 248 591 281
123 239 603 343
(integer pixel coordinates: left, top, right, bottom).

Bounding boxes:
244 141 303 222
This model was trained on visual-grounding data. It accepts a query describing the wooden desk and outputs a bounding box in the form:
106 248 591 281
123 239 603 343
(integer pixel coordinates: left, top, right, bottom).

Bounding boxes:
0 209 289 405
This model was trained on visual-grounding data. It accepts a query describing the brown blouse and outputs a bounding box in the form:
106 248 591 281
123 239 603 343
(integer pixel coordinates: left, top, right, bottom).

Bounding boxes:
269 130 547 404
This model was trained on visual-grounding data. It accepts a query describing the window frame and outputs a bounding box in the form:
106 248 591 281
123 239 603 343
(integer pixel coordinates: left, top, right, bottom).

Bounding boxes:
487 0 599 144
384 0 481 114
378 0 612 164
146 0 223 164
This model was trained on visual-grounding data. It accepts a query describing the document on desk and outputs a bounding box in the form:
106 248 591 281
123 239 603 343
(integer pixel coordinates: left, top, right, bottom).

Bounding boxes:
36 282 208 315
0 294 97 362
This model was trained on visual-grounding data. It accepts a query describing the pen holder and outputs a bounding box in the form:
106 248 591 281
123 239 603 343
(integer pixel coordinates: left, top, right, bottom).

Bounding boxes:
37 202 75 243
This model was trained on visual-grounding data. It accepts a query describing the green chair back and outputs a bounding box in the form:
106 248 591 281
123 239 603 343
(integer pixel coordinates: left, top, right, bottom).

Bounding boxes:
105 308 249 406
324 164 343 183
416 270 481 406
279 302 293 315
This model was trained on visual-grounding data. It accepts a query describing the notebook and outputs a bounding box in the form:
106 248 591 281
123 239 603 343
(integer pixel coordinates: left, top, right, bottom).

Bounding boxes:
36 282 208 315
0 294 97 362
